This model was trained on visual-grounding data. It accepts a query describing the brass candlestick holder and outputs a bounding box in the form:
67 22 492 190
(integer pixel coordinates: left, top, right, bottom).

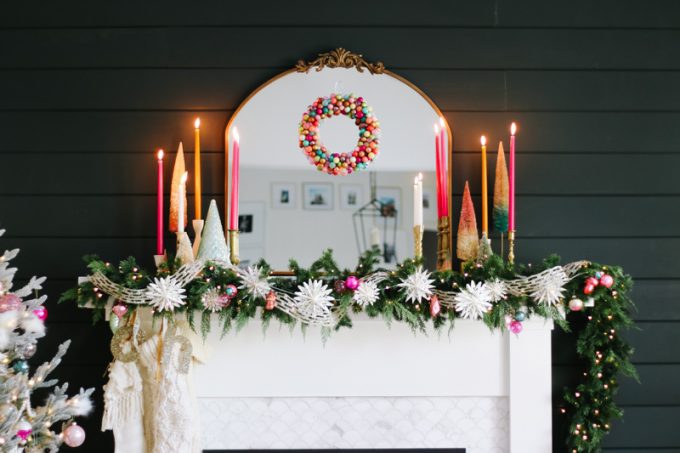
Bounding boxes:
413 225 423 260
437 217 452 271
508 230 516 265
228 229 240 265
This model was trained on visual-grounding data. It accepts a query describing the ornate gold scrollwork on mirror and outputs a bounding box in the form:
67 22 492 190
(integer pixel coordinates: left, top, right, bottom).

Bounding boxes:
295 48 386 74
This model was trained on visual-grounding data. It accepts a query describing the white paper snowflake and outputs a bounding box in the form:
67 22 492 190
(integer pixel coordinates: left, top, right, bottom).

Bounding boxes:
397 267 434 304
454 280 492 320
238 265 271 299
530 268 569 306
485 278 508 302
293 280 334 319
201 287 223 313
145 276 186 312
353 280 380 307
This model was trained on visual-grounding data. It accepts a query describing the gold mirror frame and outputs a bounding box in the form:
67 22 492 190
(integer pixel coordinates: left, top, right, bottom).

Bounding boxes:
224 49 453 272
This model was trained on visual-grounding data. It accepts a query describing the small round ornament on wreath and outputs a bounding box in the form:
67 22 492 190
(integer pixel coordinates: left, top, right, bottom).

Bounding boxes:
299 93 380 175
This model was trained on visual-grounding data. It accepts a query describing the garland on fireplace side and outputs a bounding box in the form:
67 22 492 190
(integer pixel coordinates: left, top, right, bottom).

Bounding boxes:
61 249 636 452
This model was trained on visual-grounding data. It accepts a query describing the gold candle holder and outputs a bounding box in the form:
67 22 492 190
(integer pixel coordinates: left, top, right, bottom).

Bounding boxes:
508 230 516 265
437 217 452 271
413 225 423 260
228 229 240 265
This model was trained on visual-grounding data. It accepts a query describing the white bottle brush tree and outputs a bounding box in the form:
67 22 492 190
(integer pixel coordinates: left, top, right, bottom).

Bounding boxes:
0 229 93 451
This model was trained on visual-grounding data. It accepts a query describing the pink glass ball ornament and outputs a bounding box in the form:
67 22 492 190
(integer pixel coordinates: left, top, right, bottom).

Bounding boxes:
585 277 600 288
62 423 86 447
0 293 22 313
509 320 523 334
344 276 360 291
599 274 614 288
265 290 277 311
333 280 346 293
583 284 595 295
217 294 232 308
16 420 32 442
33 306 48 322
569 297 585 311
111 303 128 319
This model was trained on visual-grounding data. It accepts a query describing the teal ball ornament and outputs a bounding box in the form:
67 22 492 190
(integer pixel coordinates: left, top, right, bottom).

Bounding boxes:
13 360 29 374
514 311 526 322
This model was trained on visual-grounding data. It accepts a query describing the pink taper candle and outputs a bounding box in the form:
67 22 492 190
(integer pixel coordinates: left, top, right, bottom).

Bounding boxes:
509 122 517 231
229 128 240 231
439 117 448 217
434 123 442 217
156 149 164 255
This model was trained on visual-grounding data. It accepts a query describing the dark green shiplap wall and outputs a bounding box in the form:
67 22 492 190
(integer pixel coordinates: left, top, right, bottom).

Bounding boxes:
0 1 678 451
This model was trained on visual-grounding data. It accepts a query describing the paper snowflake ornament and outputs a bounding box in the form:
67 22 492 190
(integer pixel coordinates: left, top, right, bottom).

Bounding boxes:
293 280 334 319
353 280 380 307
530 268 569 306
145 276 186 312
239 266 271 299
454 280 492 320
398 266 434 304
485 278 508 302
201 288 223 313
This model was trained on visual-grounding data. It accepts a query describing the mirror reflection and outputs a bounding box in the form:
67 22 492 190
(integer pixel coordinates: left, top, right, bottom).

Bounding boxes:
230 66 444 269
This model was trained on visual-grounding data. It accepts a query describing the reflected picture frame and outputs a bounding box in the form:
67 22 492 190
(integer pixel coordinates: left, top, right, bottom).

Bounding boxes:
271 182 296 210
340 184 364 210
303 183 334 211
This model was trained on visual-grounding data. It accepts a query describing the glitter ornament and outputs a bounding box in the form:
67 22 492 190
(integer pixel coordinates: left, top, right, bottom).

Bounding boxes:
429 295 441 318
201 288 224 313
218 294 232 308
32 306 48 322
457 181 479 262
345 276 360 291
13 360 29 373
16 342 36 359
16 420 32 441
109 315 120 333
583 283 595 295
62 423 86 447
569 298 585 311
509 320 523 334
298 93 380 175
493 142 509 233
600 274 614 288
225 284 238 299
265 290 277 311
111 303 128 319
514 311 526 322
0 294 21 313
334 280 346 293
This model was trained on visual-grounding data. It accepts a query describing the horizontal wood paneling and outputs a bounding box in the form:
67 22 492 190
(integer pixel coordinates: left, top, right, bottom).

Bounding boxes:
3 195 678 238
1 28 679 70
603 407 680 448
3 111 680 153
1 153 677 195
3 1 679 29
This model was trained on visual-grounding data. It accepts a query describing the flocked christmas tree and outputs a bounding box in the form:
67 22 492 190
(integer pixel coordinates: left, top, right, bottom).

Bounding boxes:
0 229 93 451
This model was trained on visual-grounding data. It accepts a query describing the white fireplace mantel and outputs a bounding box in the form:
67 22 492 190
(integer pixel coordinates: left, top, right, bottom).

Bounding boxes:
191 315 554 453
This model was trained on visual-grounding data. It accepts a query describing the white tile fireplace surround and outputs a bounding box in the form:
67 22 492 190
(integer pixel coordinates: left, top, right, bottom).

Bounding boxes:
193 317 554 453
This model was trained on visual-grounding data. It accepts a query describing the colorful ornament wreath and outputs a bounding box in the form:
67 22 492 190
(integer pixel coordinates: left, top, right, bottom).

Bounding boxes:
298 93 380 175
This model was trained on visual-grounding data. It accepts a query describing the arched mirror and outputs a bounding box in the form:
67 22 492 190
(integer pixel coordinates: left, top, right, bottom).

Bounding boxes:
225 49 451 270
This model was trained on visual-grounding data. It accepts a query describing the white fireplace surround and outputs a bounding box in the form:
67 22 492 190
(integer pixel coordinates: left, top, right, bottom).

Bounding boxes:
192 316 554 453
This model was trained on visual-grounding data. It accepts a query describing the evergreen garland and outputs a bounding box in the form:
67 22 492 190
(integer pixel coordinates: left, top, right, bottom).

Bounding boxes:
60 249 637 452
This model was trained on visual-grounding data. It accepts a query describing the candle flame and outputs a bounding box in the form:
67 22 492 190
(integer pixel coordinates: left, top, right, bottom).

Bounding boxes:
194 118 201 129
433 123 440 134
439 117 446 128
511 122 517 136
232 126 240 142
481 135 487 146
157 149 164 160
180 172 188 184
